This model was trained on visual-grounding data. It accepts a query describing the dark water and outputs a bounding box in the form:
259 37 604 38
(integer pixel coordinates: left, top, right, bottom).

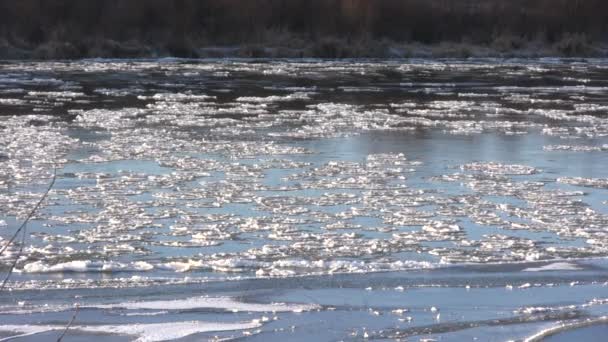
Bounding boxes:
1 58 608 341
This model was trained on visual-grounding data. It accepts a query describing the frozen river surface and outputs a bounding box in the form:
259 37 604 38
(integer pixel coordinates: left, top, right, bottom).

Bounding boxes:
1 58 608 341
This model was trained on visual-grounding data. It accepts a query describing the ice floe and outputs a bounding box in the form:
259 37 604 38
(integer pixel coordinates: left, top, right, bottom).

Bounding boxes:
0 320 262 342
2 58 608 293
522 262 583 272
91 296 320 312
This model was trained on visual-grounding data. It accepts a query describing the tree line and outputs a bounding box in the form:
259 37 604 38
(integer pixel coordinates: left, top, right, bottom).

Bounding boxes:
0 0 606 58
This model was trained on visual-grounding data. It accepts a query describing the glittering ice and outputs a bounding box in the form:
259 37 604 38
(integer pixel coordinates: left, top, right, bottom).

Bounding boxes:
2 58 608 292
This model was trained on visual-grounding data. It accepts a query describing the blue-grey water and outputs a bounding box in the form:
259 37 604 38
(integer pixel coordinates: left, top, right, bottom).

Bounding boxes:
1 58 608 341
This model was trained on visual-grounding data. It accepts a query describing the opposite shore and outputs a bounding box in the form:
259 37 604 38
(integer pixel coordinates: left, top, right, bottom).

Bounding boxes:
2 0 607 60
2 37 608 60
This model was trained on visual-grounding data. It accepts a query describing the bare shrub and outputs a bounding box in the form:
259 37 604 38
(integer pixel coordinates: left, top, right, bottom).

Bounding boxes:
493 33 525 52
555 33 590 56
238 44 268 58
33 41 80 59
0 0 607 58
312 38 352 58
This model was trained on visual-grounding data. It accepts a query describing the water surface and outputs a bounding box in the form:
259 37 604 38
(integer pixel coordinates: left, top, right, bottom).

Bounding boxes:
1 58 608 341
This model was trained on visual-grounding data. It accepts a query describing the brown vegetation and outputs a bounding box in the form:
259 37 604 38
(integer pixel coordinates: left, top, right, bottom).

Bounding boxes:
0 0 607 58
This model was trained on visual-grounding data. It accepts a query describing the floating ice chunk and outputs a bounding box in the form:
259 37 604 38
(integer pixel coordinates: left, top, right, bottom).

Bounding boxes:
92 296 320 312
389 102 417 109
0 325 54 341
137 93 216 102
513 306 570 315
27 91 85 98
339 86 382 93
0 320 262 342
522 316 608 342
544 145 607 152
258 258 434 277
20 260 153 273
0 77 66 86
422 221 461 233
157 259 205 272
574 103 608 112
0 98 27 105
391 308 407 316
522 262 582 272
0 88 25 94
236 92 311 103
461 162 539 175
73 108 145 129
121 311 169 316
557 177 608 189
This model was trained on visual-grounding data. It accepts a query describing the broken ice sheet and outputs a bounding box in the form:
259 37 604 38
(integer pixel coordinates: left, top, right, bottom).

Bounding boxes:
557 177 608 189
1 59 608 290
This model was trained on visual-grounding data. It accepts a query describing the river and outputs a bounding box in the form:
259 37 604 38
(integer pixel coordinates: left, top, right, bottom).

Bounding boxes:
1 58 608 341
